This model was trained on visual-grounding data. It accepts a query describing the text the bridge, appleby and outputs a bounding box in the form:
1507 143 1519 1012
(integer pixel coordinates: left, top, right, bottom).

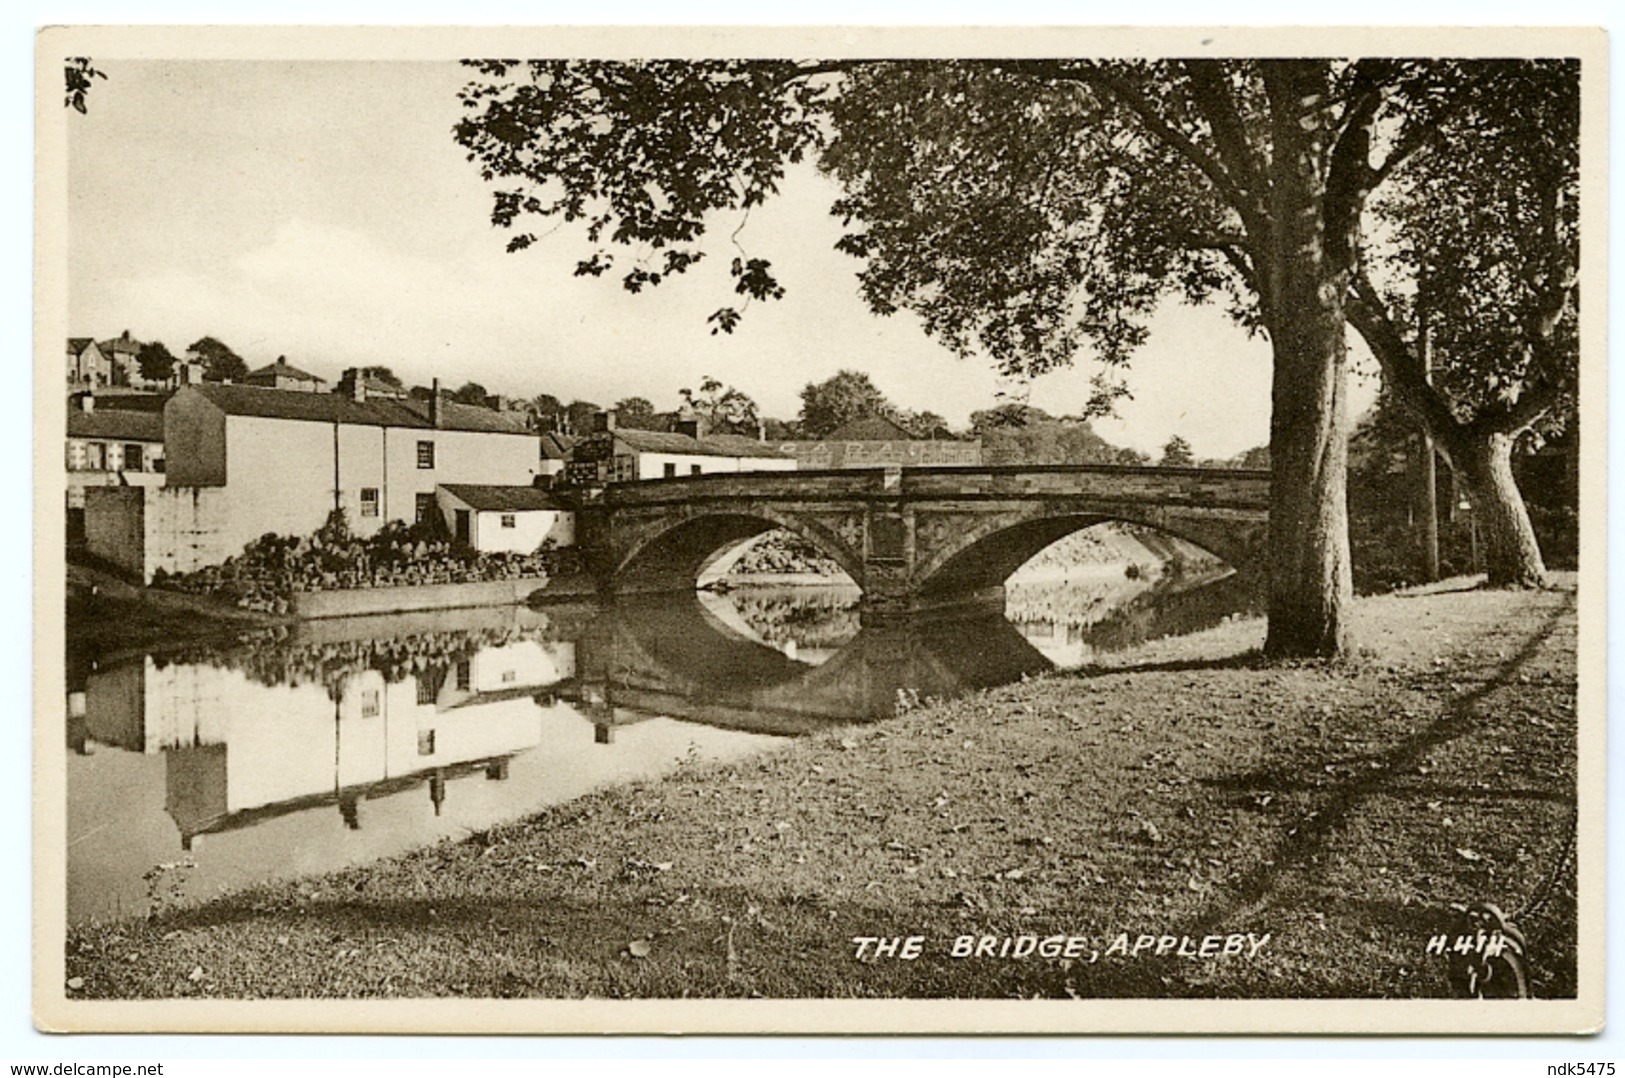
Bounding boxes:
572 464 1271 620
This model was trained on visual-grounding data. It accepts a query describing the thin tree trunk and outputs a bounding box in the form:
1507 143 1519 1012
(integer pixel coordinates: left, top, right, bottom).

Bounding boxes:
1450 431 1550 587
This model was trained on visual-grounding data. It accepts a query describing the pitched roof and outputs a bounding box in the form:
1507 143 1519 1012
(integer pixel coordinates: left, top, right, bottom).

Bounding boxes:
539 432 577 460
397 396 533 434
826 414 917 441
76 389 169 413
611 428 789 459
67 337 97 356
438 484 564 512
245 359 326 383
96 334 143 356
181 383 533 435
68 409 164 442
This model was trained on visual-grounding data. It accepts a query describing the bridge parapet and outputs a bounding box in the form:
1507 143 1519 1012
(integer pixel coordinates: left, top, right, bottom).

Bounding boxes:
599 464 1269 509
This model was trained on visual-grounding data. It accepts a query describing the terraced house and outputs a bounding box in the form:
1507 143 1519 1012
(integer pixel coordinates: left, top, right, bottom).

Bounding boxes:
86 381 547 581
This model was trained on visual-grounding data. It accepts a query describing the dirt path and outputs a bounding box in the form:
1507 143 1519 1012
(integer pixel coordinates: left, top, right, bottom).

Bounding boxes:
64 579 1579 1001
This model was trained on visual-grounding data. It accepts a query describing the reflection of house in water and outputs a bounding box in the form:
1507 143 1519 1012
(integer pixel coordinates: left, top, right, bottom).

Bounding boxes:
80 638 576 849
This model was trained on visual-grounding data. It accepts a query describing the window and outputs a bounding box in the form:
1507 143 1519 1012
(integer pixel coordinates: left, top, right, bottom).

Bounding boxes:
416 674 437 705
360 488 379 518
415 492 436 525
360 690 380 719
122 444 144 472
416 440 435 469
65 441 86 471
456 660 471 691
663 462 677 479
690 464 703 475
500 513 516 529
417 730 436 756
501 670 516 684
85 442 106 471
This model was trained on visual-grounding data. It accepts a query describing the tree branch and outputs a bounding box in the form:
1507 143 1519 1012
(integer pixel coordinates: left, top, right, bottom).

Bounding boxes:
1006 60 1252 220
1369 68 1499 188
1181 60 1268 213
1344 269 1463 440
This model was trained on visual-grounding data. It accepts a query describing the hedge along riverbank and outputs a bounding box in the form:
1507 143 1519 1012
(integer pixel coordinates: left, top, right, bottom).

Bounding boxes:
151 509 584 615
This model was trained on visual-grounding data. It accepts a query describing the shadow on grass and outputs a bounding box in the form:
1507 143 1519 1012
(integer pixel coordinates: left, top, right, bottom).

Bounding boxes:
1065 649 1266 680
1172 589 1578 995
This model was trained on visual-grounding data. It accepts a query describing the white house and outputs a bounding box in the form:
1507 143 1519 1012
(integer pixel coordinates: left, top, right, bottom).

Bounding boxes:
565 413 796 485
87 381 546 580
435 484 575 554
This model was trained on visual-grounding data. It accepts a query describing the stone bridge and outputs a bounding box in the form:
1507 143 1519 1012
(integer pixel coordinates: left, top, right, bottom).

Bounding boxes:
574 464 1271 619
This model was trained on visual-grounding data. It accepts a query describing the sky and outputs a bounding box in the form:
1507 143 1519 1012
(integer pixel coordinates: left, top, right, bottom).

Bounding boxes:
65 58 1380 460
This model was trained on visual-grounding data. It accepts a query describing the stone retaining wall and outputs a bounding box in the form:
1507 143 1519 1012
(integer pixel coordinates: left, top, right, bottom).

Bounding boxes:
290 573 598 619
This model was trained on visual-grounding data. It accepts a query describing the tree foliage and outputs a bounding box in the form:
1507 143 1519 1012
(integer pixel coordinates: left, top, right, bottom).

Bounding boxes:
65 58 105 114
681 375 760 436
564 399 602 435
135 340 176 383
454 60 834 335
362 365 404 388
187 336 248 383
969 404 1139 465
797 369 892 437
1160 435 1195 467
451 382 491 406
613 396 660 429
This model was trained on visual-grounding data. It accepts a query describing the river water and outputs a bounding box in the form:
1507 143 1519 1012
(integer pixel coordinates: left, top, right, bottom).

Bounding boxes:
63 564 1250 925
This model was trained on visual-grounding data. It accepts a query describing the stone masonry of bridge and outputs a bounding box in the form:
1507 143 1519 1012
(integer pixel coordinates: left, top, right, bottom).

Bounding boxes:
573 464 1271 619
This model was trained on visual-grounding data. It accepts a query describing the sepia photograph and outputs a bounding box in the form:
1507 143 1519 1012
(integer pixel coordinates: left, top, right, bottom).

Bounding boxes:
33 24 1606 1036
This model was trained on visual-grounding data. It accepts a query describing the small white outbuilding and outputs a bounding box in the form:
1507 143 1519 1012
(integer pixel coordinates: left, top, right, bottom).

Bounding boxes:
435 484 575 554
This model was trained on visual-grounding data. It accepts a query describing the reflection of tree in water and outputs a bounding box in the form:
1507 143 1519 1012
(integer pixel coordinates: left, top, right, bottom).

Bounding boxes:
718 587 861 649
1008 570 1254 655
154 625 557 700
1006 573 1162 630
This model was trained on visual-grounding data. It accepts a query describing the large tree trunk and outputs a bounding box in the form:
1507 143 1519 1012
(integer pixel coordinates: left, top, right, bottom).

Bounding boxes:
1449 430 1550 587
1259 62 1356 660
1262 287 1354 658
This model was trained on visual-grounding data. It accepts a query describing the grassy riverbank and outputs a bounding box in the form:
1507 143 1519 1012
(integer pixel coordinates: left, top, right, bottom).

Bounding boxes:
64 577 1579 1001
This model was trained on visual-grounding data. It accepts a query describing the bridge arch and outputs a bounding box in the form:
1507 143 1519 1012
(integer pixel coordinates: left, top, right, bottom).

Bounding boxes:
913 505 1265 600
610 505 866 596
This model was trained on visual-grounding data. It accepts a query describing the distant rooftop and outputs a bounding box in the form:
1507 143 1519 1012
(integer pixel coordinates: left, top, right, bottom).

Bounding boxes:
181 383 533 435
610 428 790 459
438 484 564 512
825 414 918 441
245 359 326 383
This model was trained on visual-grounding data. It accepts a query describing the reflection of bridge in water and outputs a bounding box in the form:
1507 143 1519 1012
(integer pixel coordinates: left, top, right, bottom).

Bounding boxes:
578 464 1270 619
560 593 1054 735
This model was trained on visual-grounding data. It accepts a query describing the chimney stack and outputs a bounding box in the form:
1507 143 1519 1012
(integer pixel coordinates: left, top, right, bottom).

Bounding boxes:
596 409 617 433
79 390 94 414
430 378 443 428
342 367 366 403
